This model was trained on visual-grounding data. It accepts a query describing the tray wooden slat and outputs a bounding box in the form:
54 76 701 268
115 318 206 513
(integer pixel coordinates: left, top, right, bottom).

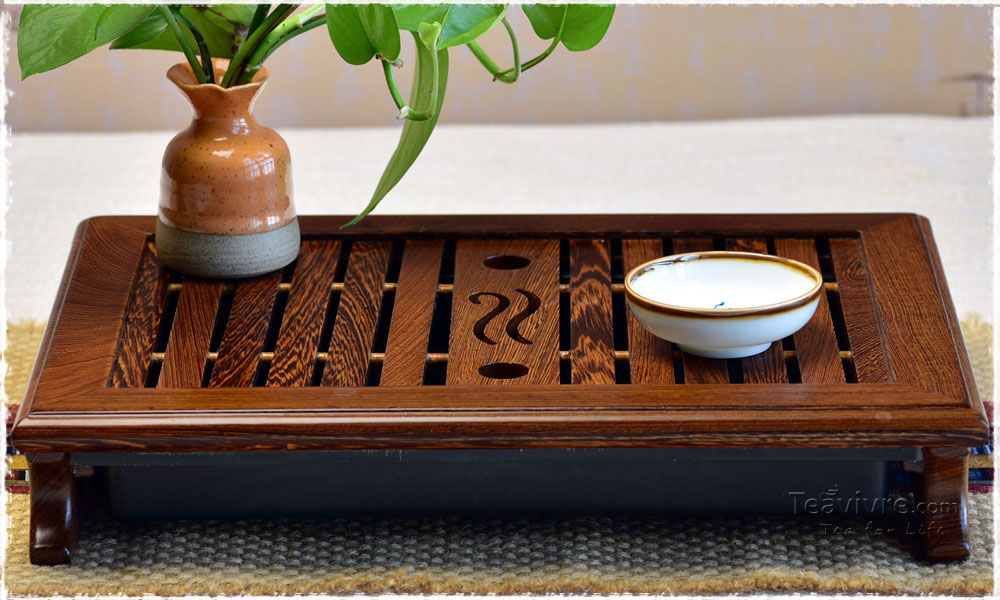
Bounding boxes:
381 241 444 386
448 240 559 385
109 244 167 387
774 239 844 384
727 238 789 384
622 239 674 384
322 242 392 386
158 280 222 388
569 240 615 384
673 237 729 384
209 274 280 387
267 241 341 387
830 238 890 383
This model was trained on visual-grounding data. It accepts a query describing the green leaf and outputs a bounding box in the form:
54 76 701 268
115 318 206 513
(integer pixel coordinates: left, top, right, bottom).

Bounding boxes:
417 21 442 50
521 4 562 39
108 6 244 59
345 33 449 227
109 12 169 50
358 5 401 61
200 4 256 32
326 5 375 65
326 4 400 65
18 4 106 78
393 4 506 50
95 5 155 42
522 4 614 51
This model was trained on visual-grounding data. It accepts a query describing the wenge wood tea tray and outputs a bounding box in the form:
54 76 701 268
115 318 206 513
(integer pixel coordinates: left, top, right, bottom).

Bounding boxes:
12 214 988 565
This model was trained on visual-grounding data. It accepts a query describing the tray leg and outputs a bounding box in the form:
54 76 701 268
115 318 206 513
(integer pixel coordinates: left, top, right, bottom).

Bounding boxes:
918 447 970 561
27 453 78 565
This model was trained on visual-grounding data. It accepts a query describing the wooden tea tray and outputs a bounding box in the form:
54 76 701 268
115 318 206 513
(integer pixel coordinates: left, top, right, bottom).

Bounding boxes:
12 214 988 564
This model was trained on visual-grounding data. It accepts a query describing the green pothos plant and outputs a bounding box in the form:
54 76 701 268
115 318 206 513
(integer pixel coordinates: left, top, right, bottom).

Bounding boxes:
18 3 615 226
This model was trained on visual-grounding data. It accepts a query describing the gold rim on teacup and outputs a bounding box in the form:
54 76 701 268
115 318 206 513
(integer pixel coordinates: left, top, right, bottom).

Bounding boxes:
623 251 824 318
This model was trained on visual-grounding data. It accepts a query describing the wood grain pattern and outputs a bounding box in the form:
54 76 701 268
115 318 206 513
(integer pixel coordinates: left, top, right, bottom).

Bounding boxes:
672 238 729 384
381 241 444 386
22 382 972 412
304 214 902 238
25 218 150 406
12 402 989 452
209 274 280 387
829 238 890 383
448 240 559 385
919 447 970 561
861 216 967 398
726 238 788 384
158 280 223 388
267 241 341 387
322 242 392 386
569 240 615 384
27 453 77 565
916 216 984 420
774 239 844 384
622 239 674 384
109 243 168 387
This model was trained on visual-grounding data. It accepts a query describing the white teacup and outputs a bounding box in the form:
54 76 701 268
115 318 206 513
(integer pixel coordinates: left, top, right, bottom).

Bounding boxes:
624 251 823 359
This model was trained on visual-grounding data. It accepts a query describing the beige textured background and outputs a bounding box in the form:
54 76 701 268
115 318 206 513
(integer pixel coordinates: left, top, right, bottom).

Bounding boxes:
4 4 992 132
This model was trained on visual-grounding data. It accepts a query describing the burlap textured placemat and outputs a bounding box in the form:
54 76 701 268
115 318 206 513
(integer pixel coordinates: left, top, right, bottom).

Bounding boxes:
3 318 995 596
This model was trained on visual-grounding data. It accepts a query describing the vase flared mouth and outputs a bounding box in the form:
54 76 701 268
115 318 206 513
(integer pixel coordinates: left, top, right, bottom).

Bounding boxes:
167 58 268 92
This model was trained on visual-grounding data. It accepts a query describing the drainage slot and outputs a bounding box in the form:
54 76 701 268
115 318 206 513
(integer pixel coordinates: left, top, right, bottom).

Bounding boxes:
560 356 572 384
609 238 624 283
309 282 343 386
559 285 571 352
252 262 295 386
672 343 685 384
422 241 455 385
144 273 182 388
479 362 529 380
611 288 629 353
726 358 744 384
200 283 236 387
559 239 570 284
386 239 405 283
483 254 531 270
782 335 802 384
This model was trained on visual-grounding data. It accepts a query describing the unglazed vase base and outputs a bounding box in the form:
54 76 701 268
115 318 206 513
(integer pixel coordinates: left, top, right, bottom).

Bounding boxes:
677 342 772 359
155 218 300 279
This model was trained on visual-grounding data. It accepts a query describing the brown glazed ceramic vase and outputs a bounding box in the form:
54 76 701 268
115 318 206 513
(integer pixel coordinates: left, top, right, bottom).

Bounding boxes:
156 59 300 278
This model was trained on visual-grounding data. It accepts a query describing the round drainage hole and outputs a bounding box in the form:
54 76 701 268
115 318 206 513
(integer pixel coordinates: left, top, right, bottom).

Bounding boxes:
478 362 530 379
483 255 531 270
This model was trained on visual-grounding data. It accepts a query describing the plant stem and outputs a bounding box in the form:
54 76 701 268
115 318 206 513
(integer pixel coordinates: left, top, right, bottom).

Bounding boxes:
467 41 501 74
221 3 295 87
173 7 214 84
496 6 567 79
465 18 520 83
511 36 559 73
157 5 208 84
248 4 270 36
423 42 440 120
380 57 435 121
380 29 441 123
381 60 406 111
498 18 519 83
258 15 326 66
237 4 323 85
